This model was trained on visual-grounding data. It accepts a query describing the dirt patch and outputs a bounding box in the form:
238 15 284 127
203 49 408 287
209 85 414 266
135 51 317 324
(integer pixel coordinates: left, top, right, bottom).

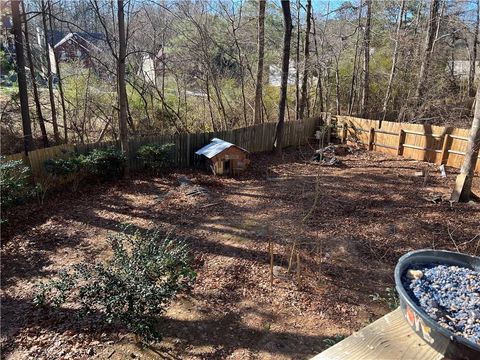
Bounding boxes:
1 146 479 359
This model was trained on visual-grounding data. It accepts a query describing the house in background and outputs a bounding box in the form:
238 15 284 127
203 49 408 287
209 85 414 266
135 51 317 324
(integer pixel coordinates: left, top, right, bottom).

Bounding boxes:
268 65 297 86
50 31 104 68
268 64 319 88
139 46 165 86
447 60 480 80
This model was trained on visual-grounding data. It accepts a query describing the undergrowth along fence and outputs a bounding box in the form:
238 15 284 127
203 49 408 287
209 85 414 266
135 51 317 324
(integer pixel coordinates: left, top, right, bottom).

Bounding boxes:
331 115 480 172
4 117 319 182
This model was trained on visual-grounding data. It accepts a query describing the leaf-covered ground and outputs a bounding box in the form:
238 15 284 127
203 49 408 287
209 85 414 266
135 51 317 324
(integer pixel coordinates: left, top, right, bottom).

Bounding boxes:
1 146 479 359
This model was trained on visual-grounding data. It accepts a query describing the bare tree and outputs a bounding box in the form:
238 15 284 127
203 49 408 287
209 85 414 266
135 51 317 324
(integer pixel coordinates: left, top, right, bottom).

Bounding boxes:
48 1 68 142
254 0 266 124
299 0 311 120
348 2 363 115
274 0 293 155
468 0 479 97
311 9 323 114
11 0 33 155
295 0 301 121
452 85 480 202
415 0 441 102
381 0 405 125
361 0 371 118
334 54 341 115
117 0 130 176
22 1 48 147
41 0 60 144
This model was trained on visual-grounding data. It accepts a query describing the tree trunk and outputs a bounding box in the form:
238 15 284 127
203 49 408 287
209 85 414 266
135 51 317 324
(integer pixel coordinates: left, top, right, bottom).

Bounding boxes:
335 57 341 115
22 1 48 148
468 0 479 98
348 3 363 115
41 0 60 144
274 1 293 155
254 0 266 124
311 10 324 114
11 0 33 155
361 0 371 118
381 0 405 125
205 74 217 131
117 0 130 176
414 0 440 102
299 0 312 120
452 85 480 202
295 0 301 121
232 24 248 127
48 0 68 142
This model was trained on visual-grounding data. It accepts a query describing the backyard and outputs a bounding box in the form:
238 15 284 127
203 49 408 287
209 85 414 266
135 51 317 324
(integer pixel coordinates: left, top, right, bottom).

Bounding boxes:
1 145 479 359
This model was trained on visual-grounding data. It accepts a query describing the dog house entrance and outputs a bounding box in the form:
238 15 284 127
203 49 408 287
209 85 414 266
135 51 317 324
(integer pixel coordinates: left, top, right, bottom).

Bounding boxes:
223 159 231 174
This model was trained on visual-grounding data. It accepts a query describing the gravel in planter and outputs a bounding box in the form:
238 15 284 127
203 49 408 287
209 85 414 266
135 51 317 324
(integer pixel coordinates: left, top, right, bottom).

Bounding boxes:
404 264 480 346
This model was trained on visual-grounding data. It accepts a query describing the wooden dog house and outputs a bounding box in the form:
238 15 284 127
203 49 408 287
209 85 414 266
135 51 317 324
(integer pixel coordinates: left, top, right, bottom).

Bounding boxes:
195 138 250 175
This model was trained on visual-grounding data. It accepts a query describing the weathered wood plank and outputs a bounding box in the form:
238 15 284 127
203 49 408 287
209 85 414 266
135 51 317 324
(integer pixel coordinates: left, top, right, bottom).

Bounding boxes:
311 308 443 360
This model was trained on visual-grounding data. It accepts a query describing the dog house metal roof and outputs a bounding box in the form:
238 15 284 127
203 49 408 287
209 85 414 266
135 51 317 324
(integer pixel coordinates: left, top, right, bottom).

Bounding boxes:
195 138 248 159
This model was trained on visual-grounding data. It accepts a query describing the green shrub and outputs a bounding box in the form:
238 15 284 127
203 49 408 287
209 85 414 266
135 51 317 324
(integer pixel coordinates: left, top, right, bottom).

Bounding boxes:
79 147 126 181
44 154 84 191
323 335 347 348
137 143 175 173
370 287 400 311
34 228 196 343
44 147 125 187
44 156 82 177
0 156 33 210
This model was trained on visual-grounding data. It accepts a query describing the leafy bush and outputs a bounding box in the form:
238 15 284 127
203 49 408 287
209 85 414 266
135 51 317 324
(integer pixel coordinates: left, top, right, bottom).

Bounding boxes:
79 147 126 181
44 154 84 191
370 287 400 311
323 335 347 348
137 143 175 174
0 156 33 210
34 228 196 343
44 147 126 186
44 156 82 177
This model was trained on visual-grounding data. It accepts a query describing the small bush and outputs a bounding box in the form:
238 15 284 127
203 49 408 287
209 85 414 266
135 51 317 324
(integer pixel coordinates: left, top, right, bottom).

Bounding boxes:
137 143 175 173
79 147 126 181
44 156 82 177
323 335 346 348
370 287 400 311
44 147 126 186
34 228 196 343
0 156 33 210
44 155 84 191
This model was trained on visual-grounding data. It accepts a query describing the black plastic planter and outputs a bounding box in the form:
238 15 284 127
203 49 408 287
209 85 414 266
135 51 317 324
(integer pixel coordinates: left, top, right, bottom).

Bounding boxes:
394 249 480 360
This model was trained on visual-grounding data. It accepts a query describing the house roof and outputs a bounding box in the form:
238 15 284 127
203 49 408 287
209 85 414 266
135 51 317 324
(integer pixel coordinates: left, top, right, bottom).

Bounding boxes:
195 138 248 159
53 32 104 50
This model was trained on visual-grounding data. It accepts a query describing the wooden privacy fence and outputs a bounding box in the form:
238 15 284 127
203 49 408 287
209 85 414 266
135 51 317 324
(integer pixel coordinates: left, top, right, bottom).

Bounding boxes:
4 117 319 182
332 115 480 172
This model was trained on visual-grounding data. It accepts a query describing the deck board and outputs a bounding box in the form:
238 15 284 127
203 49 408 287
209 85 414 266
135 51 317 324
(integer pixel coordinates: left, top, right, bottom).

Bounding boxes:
311 308 444 360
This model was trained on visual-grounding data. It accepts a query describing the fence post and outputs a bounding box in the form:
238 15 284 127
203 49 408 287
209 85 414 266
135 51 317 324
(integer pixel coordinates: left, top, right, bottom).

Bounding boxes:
326 113 332 143
342 123 348 144
397 129 405 156
186 133 191 167
368 127 375 151
440 134 450 165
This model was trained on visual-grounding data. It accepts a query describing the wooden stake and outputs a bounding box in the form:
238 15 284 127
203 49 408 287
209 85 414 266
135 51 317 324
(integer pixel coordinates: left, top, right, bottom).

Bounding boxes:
451 173 467 202
287 241 296 272
440 133 450 165
368 127 375 151
269 241 274 288
296 251 301 286
397 129 405 156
